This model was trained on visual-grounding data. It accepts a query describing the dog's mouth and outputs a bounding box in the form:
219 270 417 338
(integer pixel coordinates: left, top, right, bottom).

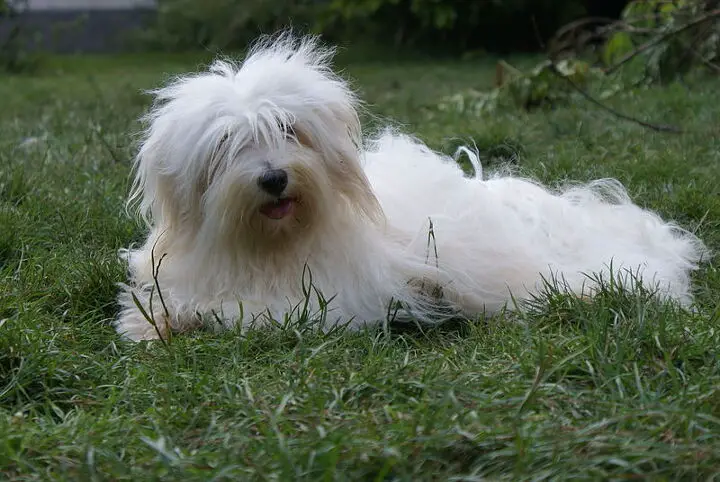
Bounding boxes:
259 197 296 220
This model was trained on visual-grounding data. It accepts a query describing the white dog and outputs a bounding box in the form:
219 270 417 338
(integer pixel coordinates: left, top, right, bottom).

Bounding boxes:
115 34 708 341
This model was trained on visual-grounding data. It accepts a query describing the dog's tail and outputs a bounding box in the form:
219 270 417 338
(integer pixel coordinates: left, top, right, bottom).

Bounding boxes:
454 145 483 179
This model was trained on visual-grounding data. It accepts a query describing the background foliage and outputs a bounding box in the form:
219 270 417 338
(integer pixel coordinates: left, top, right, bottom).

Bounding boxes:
601 0 720 84
142 0 629 53
438 0 720 117
0 0 38 73
136 0 317 52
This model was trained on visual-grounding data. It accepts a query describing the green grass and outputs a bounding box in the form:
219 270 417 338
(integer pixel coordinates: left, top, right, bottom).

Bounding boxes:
1 50 720 481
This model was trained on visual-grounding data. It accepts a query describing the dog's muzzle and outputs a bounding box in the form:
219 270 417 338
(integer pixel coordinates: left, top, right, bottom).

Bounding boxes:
257 168 296 220
258 168 288 197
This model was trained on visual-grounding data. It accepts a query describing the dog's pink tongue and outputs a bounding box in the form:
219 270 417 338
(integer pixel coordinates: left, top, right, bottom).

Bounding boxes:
260 199 294 219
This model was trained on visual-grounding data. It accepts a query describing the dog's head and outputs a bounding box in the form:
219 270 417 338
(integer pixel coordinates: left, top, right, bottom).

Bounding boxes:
130 34 381 251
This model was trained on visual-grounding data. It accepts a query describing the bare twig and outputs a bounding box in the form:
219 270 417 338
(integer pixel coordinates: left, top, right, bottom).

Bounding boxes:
549 16 657 57
131 290 169 348
147 285 170 345
551 16 617 49
538 11 685 134
547 62 684 133
425 217 439 270
689 49 720 73
676 15 720 74
604 8 720 74
531 15 546 51
150 236 170 319
129 234 173 345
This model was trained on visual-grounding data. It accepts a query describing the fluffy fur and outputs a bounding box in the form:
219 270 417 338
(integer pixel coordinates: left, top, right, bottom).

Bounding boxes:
116 34 709 341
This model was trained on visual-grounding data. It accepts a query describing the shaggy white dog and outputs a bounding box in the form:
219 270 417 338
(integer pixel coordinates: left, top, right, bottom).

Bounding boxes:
115 34 708 341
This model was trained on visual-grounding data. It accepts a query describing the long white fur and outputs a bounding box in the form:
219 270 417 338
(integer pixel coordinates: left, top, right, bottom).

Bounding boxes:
115 34 709 341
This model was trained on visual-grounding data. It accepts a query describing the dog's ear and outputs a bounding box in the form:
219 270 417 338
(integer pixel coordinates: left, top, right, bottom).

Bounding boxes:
332 104 384 222
130 138 209 231
129 150 183 230
335 146 384 223
295 121 383 223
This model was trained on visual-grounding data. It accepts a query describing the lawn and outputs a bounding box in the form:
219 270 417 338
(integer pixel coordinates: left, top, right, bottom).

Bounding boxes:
1 49 719 480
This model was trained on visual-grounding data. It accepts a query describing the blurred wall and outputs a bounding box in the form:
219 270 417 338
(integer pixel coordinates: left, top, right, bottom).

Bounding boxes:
1 0 157 53
26 0 155 8
26 0 154 7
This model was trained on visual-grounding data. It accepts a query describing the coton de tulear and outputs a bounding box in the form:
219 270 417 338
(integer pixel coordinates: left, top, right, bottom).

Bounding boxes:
115 34 708 341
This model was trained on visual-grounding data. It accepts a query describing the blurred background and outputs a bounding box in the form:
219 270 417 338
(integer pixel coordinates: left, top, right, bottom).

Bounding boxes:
1 0 631 58
2 1 717 139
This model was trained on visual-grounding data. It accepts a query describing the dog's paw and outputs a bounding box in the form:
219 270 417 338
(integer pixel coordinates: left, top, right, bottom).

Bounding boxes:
115 310 171 342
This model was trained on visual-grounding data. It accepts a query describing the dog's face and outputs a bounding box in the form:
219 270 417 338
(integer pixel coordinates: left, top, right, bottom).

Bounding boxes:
201 112 374 245
131 36 381 252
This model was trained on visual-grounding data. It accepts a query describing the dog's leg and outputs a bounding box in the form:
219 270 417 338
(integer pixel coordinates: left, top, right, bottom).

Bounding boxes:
116 231 205 340
115 284 170 341
115 283 202 342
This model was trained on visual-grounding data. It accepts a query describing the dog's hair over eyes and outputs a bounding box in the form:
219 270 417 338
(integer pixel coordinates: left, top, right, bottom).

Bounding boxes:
127 35 380 228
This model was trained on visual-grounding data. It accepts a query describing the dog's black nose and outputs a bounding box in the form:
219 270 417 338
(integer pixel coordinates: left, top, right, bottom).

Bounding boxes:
257 169 288 196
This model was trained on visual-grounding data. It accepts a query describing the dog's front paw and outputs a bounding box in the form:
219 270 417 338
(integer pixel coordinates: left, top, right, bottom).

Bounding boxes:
115 308 171 342
115 284 176 342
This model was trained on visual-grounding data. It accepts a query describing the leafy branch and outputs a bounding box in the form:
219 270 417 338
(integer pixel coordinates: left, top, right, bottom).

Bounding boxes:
604 7 720 75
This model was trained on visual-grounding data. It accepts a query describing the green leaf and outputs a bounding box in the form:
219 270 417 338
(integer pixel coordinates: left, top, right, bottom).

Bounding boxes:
603 32 634 67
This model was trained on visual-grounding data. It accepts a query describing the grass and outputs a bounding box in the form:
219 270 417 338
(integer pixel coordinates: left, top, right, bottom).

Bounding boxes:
1 49 719 480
